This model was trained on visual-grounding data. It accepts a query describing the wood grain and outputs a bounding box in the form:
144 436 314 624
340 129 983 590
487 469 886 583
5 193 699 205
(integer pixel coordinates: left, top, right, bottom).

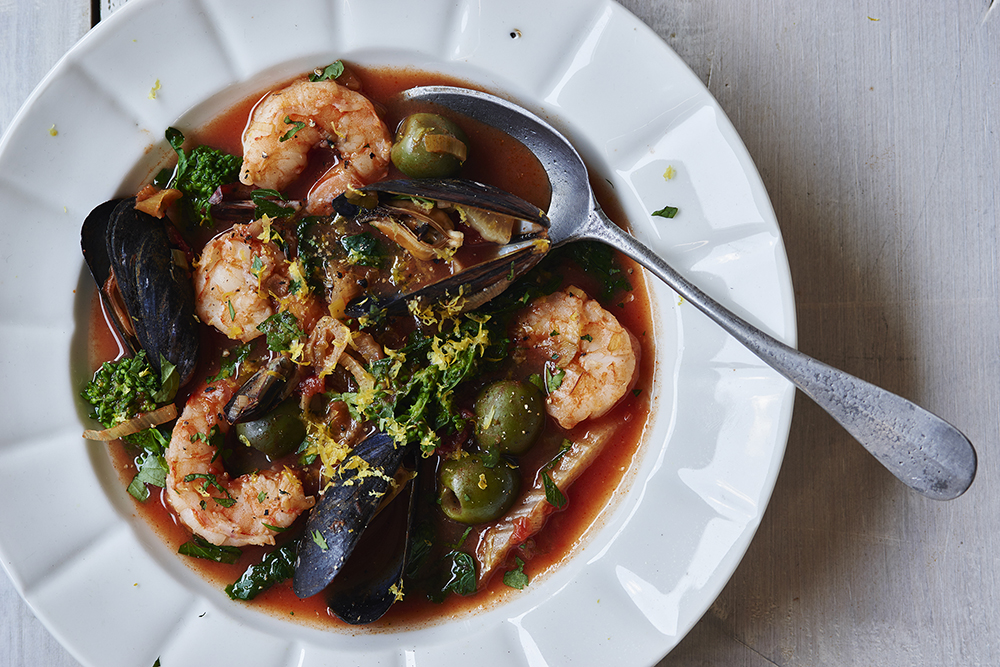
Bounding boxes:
1 1 998 665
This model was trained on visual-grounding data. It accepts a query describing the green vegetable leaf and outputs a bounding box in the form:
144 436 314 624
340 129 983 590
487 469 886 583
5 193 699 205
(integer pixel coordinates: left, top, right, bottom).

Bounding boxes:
152 355 179 403
127 451 169 502
183 472 237 508
542 472 567 509
309 61 345 82
443 551 477 596
652 205 679 219
340 232 384 267
503 556 529 590
544 362 565 394
206 342 252 383
257 310 305 352
312 529 329 551
279 115 308 142
559 241 632 300
225 544 296 600
251 188 295 219
178 535 242 564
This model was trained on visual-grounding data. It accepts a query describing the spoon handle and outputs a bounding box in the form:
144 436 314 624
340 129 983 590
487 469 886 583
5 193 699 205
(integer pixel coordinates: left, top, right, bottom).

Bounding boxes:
580 207 976 500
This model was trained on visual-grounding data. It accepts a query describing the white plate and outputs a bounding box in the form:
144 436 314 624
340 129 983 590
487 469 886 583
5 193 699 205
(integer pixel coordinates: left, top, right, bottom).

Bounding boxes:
0 0 795 665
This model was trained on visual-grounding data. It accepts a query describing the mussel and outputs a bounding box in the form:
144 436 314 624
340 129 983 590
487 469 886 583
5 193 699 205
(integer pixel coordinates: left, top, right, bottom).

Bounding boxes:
293 432 415 621
337 178 550 320
81 197 199 386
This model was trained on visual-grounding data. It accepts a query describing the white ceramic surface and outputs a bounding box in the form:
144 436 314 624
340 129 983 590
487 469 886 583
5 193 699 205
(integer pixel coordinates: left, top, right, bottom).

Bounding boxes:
0 0 795 665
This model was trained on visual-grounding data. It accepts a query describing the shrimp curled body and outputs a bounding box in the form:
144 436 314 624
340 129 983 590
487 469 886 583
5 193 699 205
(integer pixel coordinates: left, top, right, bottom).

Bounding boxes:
165 379 315 547
240 78 392 214
514 286 639 430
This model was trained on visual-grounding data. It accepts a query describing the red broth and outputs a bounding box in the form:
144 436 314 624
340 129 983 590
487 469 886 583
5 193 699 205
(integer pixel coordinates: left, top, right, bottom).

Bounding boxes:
88 64 654 631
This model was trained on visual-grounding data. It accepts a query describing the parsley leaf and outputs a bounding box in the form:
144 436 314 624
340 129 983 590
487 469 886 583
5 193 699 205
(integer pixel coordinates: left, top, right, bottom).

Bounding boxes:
309 61 345 81
652 205 679 219
503 556 529 590
251 188 295 219
312 529 329 551
544 362 566 394
542 472 567 508
279 115 308 142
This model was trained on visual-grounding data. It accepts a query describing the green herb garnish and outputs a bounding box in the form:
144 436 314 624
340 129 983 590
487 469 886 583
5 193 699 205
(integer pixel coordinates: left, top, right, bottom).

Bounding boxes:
225 544 296 600
257 310 305 352
542 471 567 508
503 556 529 589
309 61 345 82
279 115 308 142
341 232 384 267
652 205 679 219
178 535 242 564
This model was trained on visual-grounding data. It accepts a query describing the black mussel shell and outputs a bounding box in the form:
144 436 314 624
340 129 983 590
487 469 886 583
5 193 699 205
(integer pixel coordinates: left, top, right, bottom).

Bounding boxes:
224 355 297 424
325 450 418 624
105 198 199 386
293 433 410 600
82 198 140 353
359 178 550 227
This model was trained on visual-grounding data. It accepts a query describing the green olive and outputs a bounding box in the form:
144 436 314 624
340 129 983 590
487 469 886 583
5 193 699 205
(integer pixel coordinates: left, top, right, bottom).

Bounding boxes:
438 454 519 524
233 399 306 458
390 113 469 178
474 380 545 457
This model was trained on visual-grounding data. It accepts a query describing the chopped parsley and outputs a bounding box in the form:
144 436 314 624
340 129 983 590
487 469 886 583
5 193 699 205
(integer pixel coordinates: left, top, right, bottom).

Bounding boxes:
206 342 252 383
652 205 679 219
340 232 384 267
257 310 305 352
279 115 307 142
503 557 529 590
312 529 329 551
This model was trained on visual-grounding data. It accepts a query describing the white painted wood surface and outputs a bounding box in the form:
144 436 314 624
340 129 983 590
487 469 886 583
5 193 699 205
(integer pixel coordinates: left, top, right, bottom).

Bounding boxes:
1 1 997 665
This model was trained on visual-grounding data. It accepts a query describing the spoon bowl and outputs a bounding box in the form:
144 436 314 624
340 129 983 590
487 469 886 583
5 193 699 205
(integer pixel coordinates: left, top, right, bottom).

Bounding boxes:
400 85 977 501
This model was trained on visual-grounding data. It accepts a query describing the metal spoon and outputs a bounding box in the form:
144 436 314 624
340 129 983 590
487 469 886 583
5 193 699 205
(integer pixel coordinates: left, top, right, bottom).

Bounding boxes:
400 85 977 501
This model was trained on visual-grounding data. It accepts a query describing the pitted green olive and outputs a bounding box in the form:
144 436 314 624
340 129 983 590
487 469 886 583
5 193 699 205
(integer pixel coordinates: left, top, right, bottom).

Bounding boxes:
390 113 469 178
474 380 545 457
233 399 306 458
438 454 519 525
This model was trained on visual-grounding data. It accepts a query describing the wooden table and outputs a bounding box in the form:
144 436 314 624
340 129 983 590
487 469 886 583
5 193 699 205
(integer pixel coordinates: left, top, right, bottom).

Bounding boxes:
2 1 997 665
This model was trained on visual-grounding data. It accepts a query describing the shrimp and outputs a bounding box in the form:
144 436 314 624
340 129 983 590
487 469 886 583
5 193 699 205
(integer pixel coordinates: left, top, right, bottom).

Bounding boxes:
513 286 639 430
240 78 392 215
165 379 315 547
194 219 325 342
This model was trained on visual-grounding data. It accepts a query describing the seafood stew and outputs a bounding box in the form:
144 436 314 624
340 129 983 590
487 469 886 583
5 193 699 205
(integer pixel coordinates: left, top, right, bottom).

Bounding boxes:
81 62 653 627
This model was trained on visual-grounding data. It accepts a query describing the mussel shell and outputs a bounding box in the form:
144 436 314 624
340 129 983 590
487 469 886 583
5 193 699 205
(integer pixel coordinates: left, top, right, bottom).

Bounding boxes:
106 198 199 386
223 354 297 424
81 198 140 353
325 451 418 624
293 432 410 599
359 178 550 227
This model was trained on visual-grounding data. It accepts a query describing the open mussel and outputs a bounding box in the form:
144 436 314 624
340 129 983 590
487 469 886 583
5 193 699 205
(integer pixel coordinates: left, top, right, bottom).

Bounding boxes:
81 197 199 386
293 432 415 621
336 178 550 320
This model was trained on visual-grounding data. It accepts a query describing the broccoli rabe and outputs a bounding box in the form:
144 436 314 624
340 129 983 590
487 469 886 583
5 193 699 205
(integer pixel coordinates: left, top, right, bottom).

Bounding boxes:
81 350 173 501
163 127 243 227
82 351 161 428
